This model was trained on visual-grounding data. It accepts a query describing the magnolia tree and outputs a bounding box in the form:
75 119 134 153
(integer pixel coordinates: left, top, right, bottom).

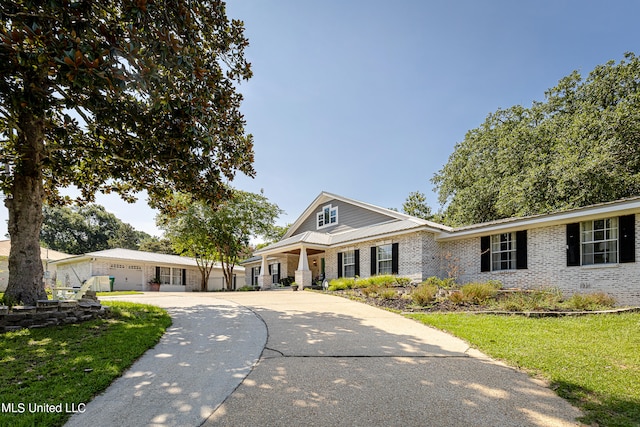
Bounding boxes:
0 1 254 304
158 190 282 291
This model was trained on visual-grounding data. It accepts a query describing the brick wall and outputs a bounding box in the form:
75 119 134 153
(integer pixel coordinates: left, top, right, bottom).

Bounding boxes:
325 232 434 281
440 214 640 306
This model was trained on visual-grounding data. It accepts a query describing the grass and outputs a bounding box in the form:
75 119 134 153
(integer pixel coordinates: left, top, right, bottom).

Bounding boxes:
0 301 171 427
0 291 142 305
96 291 143 297
407 312 640 426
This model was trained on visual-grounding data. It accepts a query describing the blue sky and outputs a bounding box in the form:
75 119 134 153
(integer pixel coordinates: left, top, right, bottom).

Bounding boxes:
2 0 640 237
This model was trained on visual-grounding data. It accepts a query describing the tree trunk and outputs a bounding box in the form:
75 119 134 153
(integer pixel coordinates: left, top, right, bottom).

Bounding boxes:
222 260 235 291
4 112 46 306
196 258 213 292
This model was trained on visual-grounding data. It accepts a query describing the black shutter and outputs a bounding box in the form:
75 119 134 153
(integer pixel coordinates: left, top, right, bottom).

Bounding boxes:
277 263 281 282
268 264 272 275
370 247 377 276
155 266 160 280
566 223 580 266
182 269 186 286
354 249 360 276
337 253 343 278
619 214 635 263
391 243 399 274
516 230 527 270
480 236 491 272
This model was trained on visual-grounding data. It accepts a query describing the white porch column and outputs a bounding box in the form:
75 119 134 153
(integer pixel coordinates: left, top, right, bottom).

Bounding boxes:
295 246 312 289
258 255 272 290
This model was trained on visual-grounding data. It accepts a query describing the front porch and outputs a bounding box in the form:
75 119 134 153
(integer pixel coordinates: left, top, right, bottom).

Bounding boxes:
253 244 327 290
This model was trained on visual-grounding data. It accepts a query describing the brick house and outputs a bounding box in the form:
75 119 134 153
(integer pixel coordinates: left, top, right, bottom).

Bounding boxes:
53 248 244 292
243 192 640 305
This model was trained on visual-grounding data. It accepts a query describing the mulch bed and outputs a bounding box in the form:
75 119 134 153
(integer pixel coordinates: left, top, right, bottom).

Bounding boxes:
327 288 640 316
328 288 487 313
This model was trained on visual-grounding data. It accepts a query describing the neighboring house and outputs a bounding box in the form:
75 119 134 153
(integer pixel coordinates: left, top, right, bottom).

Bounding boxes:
0 240 74 291
244 192 640 305
53 248 245 292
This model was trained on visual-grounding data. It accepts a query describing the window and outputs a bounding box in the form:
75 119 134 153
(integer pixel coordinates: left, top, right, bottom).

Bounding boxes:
370 244 398 275
157 267 185 285
252 267 260 286
491 233 516 271
481 231 527 272
337 251 358 278
377 245 393 275
568 216 636 267
159 267 171 285
172 268 184 286
343 250 355 277
581 218 618 265
317 204 338 229
270 263 280 284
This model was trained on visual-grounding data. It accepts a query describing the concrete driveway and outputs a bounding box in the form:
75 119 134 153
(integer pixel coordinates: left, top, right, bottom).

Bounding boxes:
66 291 583 427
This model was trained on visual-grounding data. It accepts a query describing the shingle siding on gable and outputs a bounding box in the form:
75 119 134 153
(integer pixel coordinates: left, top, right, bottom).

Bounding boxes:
289 199 399 236
441 214 640 306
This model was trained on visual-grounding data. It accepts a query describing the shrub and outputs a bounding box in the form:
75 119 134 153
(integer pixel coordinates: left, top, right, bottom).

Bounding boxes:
379 288 397 300
460 281 501 304
448 290 465 304
394 277 412 286
564 292 616 311
352 277 369 289
422 276 456 289
494 288 563 311
328 277 356 291
411 283 438 306
366 275 397 287
361 285 379 297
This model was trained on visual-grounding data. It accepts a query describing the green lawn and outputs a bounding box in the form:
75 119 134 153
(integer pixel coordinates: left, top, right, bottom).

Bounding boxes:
408 312 640 426
0 291 142 303
0 301 171 427
96 291 143 297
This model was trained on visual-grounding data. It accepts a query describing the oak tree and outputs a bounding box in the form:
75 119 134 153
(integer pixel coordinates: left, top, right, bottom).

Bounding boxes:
0 1 253 304
433 53 640 225
41 203 150 254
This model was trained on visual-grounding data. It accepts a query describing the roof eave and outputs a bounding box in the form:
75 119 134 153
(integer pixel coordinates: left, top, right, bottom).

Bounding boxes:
436 198 640 241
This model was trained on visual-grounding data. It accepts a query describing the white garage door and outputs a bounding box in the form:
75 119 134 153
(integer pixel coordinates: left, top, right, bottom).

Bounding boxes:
108 263 144 291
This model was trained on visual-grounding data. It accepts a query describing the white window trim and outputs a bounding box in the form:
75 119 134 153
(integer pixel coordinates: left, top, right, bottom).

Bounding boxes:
316 204 338 229
342 250 355 277
491 232 516 271
581 217 618 265
377 244 393 275
270 262 279 283
159 266 186 286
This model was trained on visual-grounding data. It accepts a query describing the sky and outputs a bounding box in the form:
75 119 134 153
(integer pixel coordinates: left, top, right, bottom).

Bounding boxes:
2 0 640 237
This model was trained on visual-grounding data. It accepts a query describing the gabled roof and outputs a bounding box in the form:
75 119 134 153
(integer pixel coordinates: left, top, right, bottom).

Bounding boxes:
283 191 450 239
255 192 450 256
0 240 74 261
437 196 640 241
53 248 244 272
253 193 640 257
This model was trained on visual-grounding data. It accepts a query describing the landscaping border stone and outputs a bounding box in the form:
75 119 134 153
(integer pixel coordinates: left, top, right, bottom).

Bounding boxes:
0 297 110 333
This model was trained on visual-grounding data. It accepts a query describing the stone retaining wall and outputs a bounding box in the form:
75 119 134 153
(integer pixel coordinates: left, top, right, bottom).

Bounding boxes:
0 296 110 333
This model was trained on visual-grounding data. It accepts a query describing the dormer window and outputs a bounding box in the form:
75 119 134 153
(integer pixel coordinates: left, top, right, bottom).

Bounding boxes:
317 204 338 229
